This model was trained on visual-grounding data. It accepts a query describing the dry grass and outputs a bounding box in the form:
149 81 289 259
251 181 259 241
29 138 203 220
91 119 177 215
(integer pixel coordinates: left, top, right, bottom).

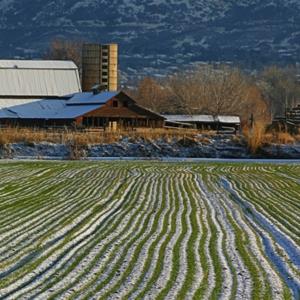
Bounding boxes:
275 132 296 144
0 127 208 146
243 122 266 153
244 123 299 153
1 126 298 154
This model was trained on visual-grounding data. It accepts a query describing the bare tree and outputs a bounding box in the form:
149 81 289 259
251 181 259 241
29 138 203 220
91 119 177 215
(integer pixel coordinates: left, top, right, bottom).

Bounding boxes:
258 66 300 118
165 72 204 114
133 65 270 123
207 67 250 115
165 65 254 117
135 77 171 112
44 38 84 68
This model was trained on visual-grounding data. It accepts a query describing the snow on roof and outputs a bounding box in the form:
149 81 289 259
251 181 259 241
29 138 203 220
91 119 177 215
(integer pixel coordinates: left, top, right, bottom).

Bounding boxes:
0 91 123 119
0 60 81 97
163 114 241 124
0 60 78 70
217 116 240 124
163 114 215 123
67 91 118 105
0 99 102 119
0 98 41 109
0 91 163 121
0 108 18 119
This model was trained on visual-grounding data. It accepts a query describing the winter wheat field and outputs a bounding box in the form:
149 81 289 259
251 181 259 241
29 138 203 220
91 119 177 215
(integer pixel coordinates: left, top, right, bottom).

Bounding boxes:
0 161 299 300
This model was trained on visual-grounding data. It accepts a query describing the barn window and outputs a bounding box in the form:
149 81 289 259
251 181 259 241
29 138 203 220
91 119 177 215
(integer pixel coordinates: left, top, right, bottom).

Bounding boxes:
113 100 118 107
123 101 128 107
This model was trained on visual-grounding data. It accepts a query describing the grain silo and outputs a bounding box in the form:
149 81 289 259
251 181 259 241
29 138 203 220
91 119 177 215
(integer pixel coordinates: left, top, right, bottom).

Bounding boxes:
82 43 118 92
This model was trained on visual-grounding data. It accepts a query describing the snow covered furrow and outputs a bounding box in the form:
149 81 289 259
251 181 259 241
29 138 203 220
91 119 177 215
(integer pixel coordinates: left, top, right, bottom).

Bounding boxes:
162 174 193 299
216 178 284 299
189 176 216 299
0 161 299 299
125 176 177 299
47 172 158 298
228 174 300 249
97 179 170 299
0 166 101 230
195 176 234 299
103 177 173 299
136 174 188 299
0 172 115 253
33 175 154 299
16 174 153 299
233 173 300 224
0 170 137 297
86 175 168 299
0 169 122 269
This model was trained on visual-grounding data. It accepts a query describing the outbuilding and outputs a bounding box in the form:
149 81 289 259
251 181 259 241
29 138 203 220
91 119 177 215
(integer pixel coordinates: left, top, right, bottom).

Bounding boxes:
163 114 241 132
216 116 241 132
0 91 165 129
0 60 81 109
163 114 215 130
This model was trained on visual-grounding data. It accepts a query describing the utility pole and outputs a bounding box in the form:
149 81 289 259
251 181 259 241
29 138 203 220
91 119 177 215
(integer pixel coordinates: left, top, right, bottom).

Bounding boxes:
250 113 254 129
285 93 288 133
249 113 254 136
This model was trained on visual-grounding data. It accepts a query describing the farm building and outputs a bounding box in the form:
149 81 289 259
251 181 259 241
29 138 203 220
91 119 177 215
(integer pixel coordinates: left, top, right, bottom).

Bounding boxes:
216 116 241 131
272 104 300 133
82 44 118 92
274 104 300 127
163 115 215 129
0 60 81 109
0 91 165 129
163 114 241 132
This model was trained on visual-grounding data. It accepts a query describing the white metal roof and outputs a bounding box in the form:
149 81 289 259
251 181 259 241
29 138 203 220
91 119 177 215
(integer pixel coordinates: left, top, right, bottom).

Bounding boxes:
163 114 215 123
163 114 241 124
0 60 81 97
217 116 241 124
0 60 78 70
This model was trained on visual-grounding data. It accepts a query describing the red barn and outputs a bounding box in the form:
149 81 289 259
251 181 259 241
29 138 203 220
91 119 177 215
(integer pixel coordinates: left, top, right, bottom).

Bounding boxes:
0 91 165 129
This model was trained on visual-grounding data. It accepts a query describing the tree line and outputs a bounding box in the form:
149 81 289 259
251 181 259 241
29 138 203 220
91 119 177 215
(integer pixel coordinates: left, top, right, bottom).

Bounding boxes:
45 39 300 124
131 65 300 124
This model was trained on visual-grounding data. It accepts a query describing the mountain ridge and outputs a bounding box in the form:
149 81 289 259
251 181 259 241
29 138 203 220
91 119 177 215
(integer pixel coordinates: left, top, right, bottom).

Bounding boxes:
0 0 299 80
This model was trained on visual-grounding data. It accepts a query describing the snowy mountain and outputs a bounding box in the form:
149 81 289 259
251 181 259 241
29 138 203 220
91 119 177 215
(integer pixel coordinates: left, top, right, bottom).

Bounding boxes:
0 0 300 79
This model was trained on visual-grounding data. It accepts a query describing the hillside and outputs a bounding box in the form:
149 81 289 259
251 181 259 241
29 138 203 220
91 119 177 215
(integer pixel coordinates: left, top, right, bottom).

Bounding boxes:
0 0 300 79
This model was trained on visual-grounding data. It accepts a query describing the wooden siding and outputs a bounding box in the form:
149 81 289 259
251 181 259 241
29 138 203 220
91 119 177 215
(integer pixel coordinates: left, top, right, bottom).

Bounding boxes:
0 91 165 129
83 94 164 121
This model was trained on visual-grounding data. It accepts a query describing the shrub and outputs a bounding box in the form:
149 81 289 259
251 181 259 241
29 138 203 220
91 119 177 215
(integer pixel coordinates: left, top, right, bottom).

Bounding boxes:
244 122 267 153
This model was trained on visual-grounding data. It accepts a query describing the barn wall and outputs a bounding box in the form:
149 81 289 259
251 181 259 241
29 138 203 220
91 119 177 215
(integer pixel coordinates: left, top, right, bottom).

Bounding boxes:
0 118 75 127
84 101 145 118
81 98 164 129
